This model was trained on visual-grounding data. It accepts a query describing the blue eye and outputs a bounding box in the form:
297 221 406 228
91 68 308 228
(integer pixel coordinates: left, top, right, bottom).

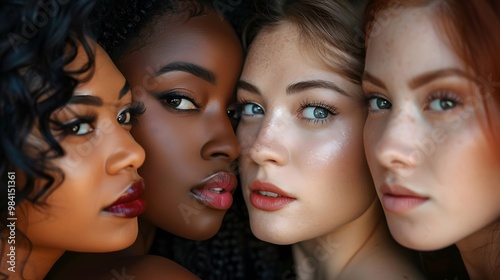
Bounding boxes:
302 106 330 119
428 99 456 111
367 96 392 110
242 103 264 116
429 98 458 111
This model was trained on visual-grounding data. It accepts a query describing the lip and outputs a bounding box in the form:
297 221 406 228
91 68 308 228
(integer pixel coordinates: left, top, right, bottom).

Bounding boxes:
248 180 296 211
190 172 237 210
378 183 428 214
103 180 146 218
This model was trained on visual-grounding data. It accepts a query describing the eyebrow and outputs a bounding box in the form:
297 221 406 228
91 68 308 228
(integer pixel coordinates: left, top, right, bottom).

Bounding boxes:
363 68 474 90
409 68 473 90
119 81 130 99
362 72 387 90
67 95 103 106
156 62 216 84
237 80 261 95
286 80 349 97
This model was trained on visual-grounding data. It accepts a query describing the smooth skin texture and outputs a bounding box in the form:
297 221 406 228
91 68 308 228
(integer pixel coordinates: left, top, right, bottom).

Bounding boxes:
363 5 500 278
237 23 423 280
118 10 243 240
9 42 146 279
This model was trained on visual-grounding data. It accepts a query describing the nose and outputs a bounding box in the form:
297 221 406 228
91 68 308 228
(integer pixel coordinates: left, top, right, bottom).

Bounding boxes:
245 115 289 167
371 107 423 173
105 124 146 175
200 109 240 161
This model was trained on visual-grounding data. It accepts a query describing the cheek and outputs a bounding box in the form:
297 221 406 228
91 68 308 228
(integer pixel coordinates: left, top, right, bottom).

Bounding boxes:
363 119 383 170
237 121 259 158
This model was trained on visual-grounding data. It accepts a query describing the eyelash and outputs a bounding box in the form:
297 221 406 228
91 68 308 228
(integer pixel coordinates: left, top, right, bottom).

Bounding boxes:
425 90 462 110
156 90 200 112
236 98 263 118
123 102 146 125
298 100 339 125
53 102 145 137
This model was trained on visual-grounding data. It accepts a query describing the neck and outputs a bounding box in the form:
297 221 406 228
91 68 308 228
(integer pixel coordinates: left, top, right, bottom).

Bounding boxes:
291 198 391 280
0 241 63 280
122 217 157 256
456 220 500 280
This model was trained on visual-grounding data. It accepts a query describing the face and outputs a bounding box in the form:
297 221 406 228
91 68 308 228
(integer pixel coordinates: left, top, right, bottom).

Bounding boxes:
19 43 146 252
363 7 500 250
118 11 243 240
237 23 376 245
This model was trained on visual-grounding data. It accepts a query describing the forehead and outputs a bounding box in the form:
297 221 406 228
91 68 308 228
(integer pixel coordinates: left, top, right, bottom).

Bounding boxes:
243 23 323 79
365 6 465 79
127 11 241 68
242 23 359 95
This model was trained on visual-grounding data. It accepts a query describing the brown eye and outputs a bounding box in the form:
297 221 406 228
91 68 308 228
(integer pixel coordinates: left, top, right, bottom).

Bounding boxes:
117 110 131 124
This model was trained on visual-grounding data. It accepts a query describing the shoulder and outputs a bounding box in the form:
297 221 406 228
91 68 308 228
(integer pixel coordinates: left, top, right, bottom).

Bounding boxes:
48 253 199 280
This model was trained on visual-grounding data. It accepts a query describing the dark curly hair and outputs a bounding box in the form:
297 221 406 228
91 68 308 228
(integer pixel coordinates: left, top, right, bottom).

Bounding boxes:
0 0 96 277
92 0 294 279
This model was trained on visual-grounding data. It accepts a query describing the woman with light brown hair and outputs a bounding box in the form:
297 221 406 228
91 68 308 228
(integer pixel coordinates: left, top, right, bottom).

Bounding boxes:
236 0 425 279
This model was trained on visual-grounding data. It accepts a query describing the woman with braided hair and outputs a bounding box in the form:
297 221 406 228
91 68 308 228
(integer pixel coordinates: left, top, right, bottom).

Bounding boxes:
49 0 293 279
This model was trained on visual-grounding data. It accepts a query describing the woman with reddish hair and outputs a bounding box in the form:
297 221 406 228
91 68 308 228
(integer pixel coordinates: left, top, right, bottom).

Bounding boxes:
362 1 500 279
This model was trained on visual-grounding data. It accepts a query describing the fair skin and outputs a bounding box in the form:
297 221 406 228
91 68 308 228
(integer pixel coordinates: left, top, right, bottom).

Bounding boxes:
237 22 423 280
1 42 146 279
363 6 500 279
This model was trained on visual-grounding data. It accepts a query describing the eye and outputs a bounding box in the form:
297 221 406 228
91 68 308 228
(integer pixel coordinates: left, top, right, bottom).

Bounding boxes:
117 102 145 125
61 120 94 136
242 103 264 116
302 107 330 119
428 99 457 111
159 95 198 111
117 110 131 124
367 96 392 110
168 97 196 109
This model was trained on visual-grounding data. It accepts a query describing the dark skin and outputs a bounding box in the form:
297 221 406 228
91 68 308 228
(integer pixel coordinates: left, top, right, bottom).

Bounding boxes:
119 10 243 241
48 9 243 280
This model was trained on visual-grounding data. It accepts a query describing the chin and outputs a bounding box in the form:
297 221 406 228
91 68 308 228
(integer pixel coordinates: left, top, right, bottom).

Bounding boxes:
389 226 449 251
160 210 226 241
249 221 295 245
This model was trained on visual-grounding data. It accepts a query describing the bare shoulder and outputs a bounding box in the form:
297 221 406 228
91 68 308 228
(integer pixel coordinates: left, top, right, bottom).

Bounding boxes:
48 253 199 280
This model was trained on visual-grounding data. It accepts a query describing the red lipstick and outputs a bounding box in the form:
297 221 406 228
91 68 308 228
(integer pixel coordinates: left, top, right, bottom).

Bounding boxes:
379 183 428 213
104 180 145 218
191 172 237 210
248 180 295 211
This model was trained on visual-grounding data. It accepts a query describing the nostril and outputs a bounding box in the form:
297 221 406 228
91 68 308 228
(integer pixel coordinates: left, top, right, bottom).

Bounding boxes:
211 152 229 158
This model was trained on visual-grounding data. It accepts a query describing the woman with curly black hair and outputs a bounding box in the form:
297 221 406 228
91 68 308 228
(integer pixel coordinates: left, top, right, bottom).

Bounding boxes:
0 0 152 278
49 0 294 279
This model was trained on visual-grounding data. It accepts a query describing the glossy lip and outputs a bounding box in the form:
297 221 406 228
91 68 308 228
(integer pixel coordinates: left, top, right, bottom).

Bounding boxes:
378 182 428 214
103 179 146 218
248 180 296 212
190 171 237 210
